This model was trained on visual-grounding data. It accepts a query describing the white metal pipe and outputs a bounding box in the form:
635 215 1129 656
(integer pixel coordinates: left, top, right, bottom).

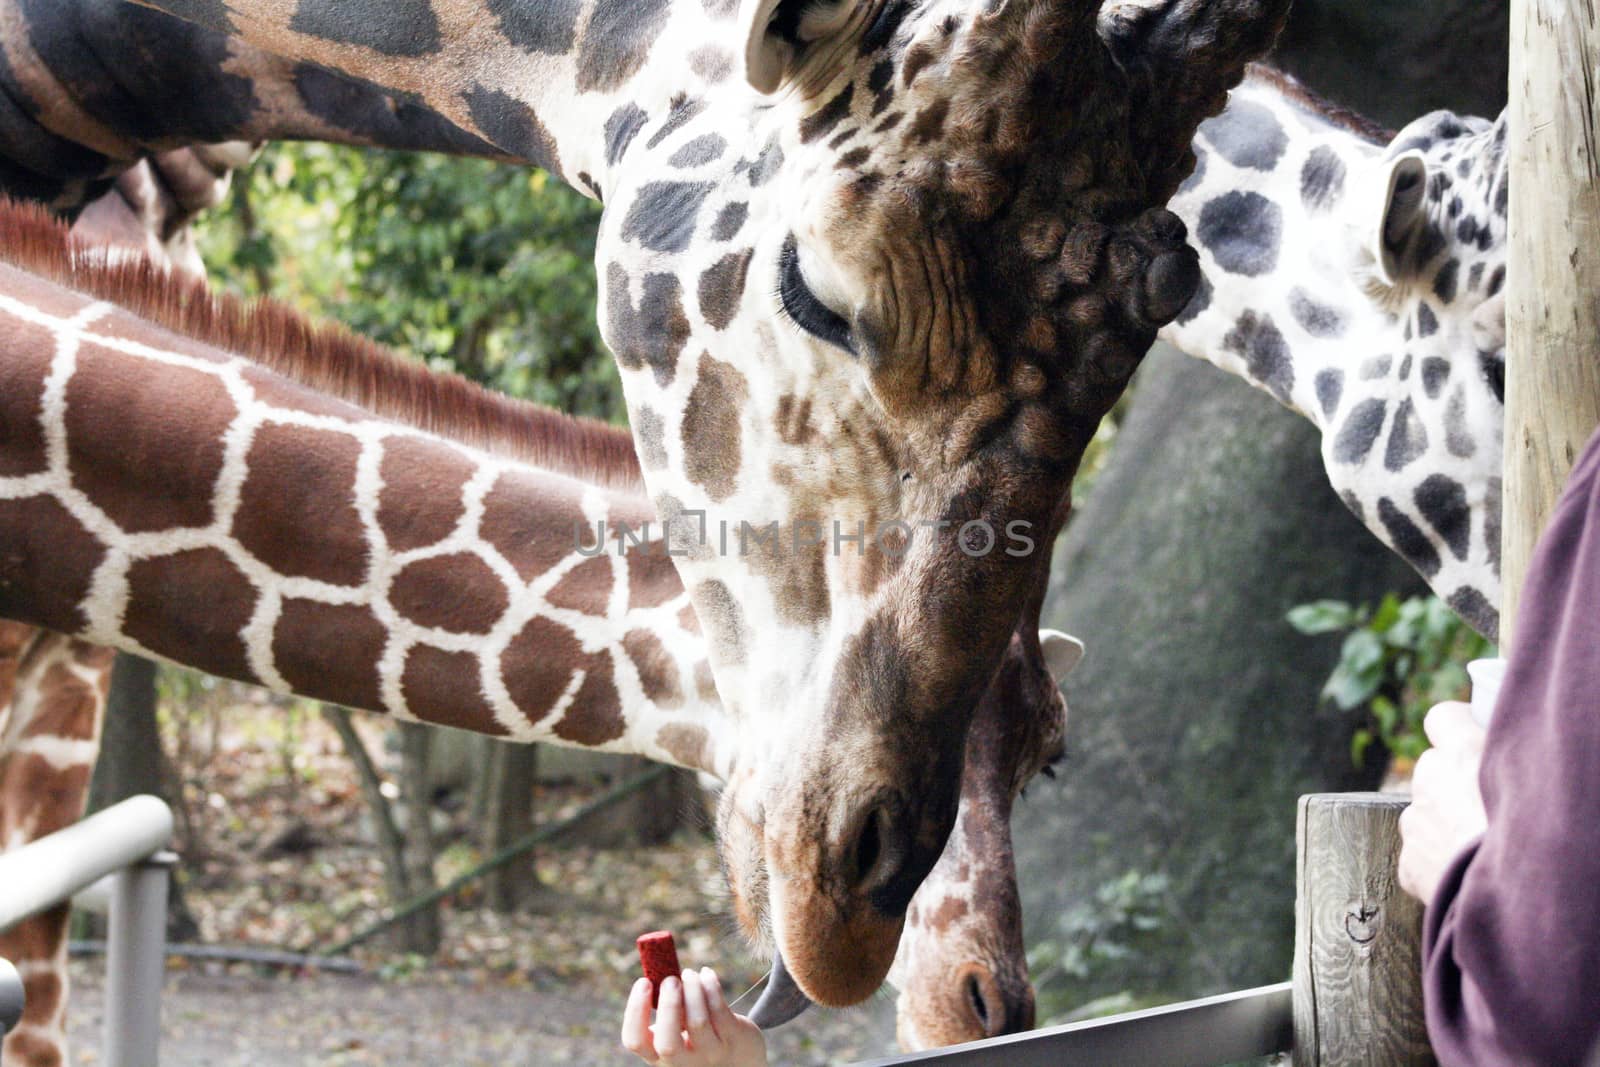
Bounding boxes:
103 854 173 1067
0 956 23 1039
0 796 172 930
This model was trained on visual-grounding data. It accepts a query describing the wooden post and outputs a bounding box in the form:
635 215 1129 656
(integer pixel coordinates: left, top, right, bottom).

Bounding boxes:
1292 794 1433 1066
1502 0 1600 644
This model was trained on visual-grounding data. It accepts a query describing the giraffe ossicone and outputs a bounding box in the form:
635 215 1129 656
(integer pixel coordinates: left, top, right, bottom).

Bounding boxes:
122 0 1291 1008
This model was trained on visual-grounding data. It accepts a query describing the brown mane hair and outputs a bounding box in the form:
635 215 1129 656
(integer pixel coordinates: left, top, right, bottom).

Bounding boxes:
1244 63 1395 146
0 197 645 494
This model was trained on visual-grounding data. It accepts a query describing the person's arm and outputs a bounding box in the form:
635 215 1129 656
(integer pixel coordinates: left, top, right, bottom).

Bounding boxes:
1413 430 1600 1066
621 967 769 1067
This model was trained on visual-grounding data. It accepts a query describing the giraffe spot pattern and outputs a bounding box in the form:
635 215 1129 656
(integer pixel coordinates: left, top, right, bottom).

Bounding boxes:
645 98 709 151
1333 399 1386 465
604 104 650 167
801 84 856 145
681 354 747 502
1178 146 1207 195
125 547 259 681
620 182 713 253
1479 350 1505 404
555 667 625 746
669 133 728 168
0 495 105 635
1288 288 1347 338
233 424 367 587
1340 491 1365 525
1360 355 1391 380
1422 357 1451 399
0 317 54 477
1384 398 1429 472
1468 262 1485 292
657 723 712 771
575 0 671 94
287 0 440 55
1486 264 1505 297
1398 355 1412 381
633 404 668 470
479 470 587 583
710 202 748 242
1433 258 1460 304
377 437 475 552
689 46 734 82
1300 145 1346 210
1198 99 1287 171
1415 474 1471 560
1196 191 1282 277
742 137 784 186
1222 312 1293 405
627 549 684 610
1444 386 1476 458
625 629 683 708
464 85 563 175
606 266 691 385
1314 369 1343 420
698 249 752 331
1485 477 1502 573
1447 588 1497 638
868 58 896 116
401 645 506 735
546 554 613 614
291 66 497 156
273 599 385 711
66 345 235 534
693 579 745 666
486 0 582 54
390 553 508 634
1377 498 1442 578
1416 303 1439 338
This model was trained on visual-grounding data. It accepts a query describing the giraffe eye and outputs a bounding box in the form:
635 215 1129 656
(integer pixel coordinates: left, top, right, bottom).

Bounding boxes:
778 235 857 356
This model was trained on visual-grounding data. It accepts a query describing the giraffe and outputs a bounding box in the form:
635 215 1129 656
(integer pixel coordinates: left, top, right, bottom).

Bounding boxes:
113 0 1290 1005
0 197 1086 1059
1162 64 1509 637
0 156 255 1067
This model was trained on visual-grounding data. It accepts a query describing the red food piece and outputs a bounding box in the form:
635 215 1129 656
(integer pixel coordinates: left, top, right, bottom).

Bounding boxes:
637 931 681 1007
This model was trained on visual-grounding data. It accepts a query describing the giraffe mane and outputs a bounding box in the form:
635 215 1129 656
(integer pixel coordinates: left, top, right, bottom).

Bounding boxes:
1243 63 1395 146
0 197 645 494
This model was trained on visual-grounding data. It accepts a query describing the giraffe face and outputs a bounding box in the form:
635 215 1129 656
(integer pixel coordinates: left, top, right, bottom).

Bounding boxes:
598 0 1284 1010
889 627 1080 1049
1323 108 1509 629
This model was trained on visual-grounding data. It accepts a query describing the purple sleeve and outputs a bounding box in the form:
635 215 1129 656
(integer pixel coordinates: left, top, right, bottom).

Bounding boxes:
1422 426 1600 1067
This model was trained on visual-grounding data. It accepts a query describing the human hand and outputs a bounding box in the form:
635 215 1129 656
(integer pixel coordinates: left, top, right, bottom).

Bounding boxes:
1398 702 1488 903
621 966 769 1067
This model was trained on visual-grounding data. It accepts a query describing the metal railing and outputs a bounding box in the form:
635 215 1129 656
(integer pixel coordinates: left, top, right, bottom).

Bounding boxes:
856 983 1293 1066
0 795 175 1067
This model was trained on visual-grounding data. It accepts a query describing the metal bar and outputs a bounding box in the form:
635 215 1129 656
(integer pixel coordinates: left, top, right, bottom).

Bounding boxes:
0 796 173 930
103 851 174 1067
70 940 363 974
0 956 23 1045
855 982 1294 1067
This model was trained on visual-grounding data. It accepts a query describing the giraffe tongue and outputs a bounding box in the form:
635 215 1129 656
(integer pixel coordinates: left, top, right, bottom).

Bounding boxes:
747 949 813 1028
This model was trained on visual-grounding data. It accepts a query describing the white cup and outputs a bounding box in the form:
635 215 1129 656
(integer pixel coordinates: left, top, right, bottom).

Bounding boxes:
1467 658 1509 728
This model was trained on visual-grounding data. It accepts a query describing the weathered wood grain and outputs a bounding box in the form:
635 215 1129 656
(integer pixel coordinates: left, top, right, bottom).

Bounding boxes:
1503 0 1600 645
1292 794 1433 1066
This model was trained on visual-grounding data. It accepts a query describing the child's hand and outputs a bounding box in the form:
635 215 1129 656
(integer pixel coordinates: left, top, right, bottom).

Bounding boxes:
621 966 769 1067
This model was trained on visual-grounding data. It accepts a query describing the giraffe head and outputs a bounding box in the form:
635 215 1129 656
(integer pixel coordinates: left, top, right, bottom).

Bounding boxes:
890 627 1082 1048
1171 70 1509 636
599 0 1288 1009
1328 105 1510 633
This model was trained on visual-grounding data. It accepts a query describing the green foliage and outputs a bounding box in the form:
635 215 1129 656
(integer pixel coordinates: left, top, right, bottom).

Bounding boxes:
1288 594 1495 765
1027 869 1171 1024
196 144 620 420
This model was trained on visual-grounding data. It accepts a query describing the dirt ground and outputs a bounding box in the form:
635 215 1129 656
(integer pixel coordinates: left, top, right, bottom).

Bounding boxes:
64 962 898 1066
55 697 902 1065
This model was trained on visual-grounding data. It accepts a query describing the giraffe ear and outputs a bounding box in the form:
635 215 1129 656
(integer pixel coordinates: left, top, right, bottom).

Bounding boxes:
1369 152 1428 286
1039 630 1085 680
738 0 857 94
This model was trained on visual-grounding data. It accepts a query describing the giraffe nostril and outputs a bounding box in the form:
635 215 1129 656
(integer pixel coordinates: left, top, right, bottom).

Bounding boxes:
965 972 989 1031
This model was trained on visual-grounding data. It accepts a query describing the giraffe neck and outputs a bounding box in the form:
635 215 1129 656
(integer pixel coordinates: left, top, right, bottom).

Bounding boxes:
118 0 743 199
1159 67 1393 430
0 201 730 777
0 0 507 212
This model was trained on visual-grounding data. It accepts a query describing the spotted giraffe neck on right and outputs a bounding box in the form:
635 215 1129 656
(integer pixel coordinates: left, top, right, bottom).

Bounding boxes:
1159 64 1509 637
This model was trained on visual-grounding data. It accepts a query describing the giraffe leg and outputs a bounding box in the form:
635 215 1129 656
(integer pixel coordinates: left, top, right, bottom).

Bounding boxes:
0 628 114 1067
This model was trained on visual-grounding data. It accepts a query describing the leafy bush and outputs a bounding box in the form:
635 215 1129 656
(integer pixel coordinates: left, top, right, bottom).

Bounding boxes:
1287 595 1495 765
1026 870 1171 1024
